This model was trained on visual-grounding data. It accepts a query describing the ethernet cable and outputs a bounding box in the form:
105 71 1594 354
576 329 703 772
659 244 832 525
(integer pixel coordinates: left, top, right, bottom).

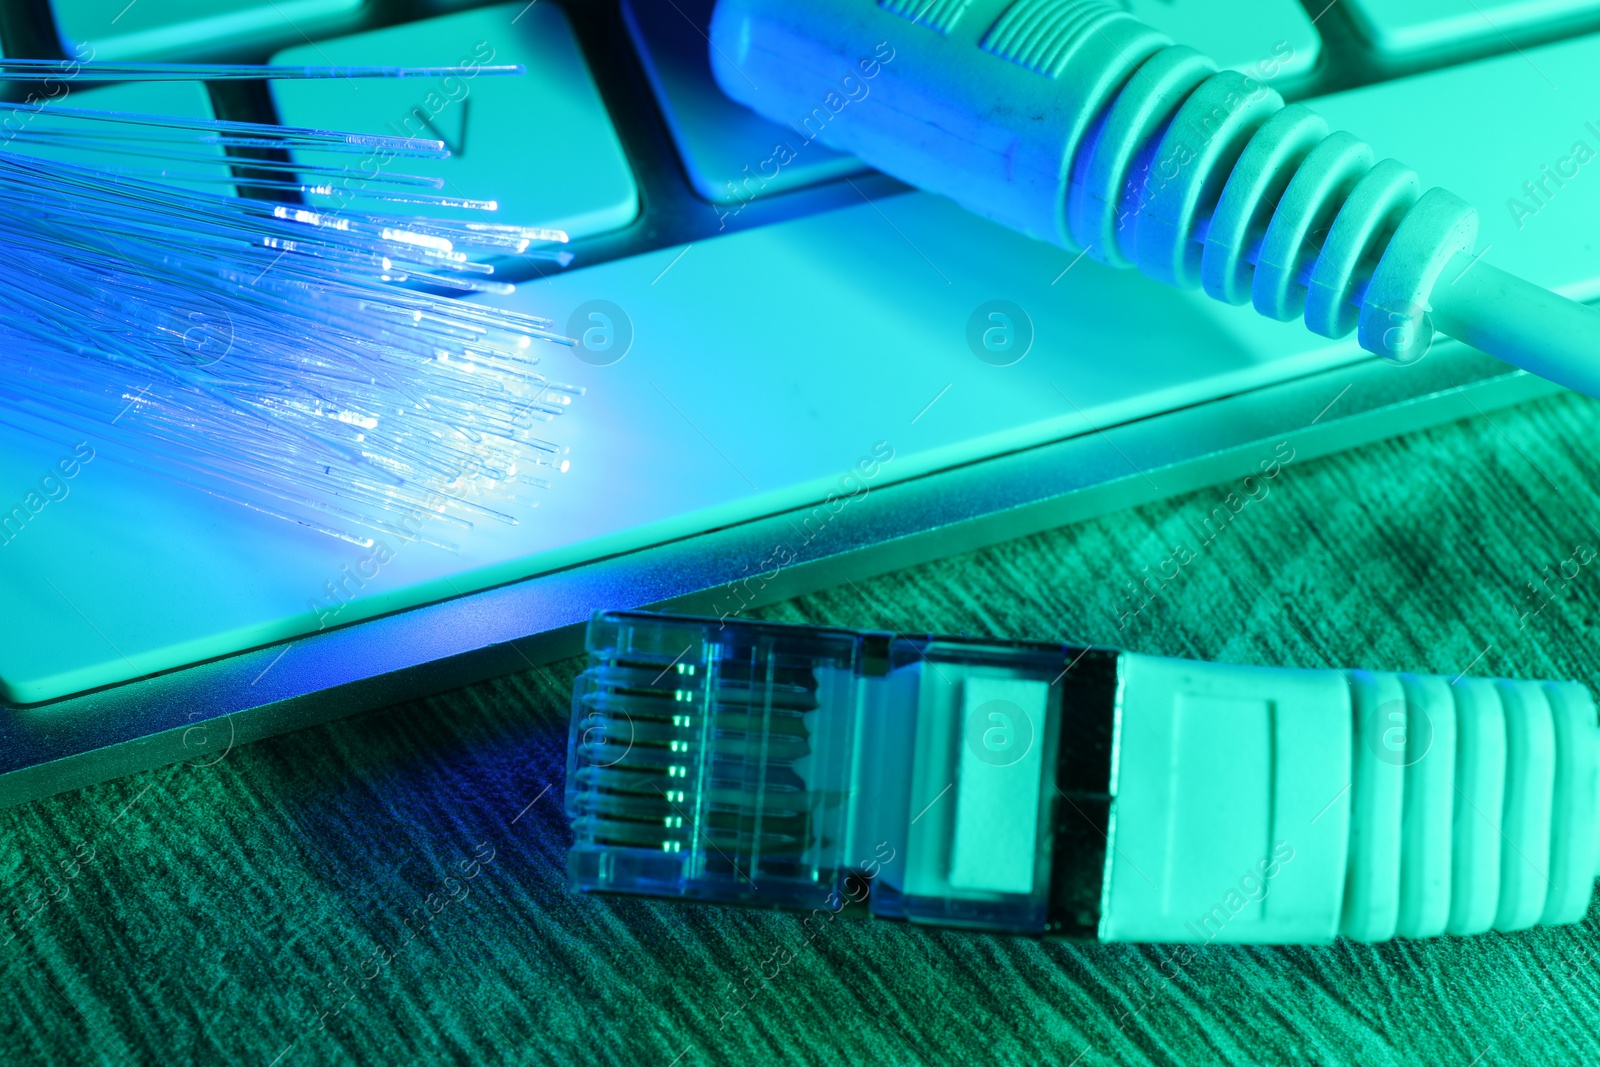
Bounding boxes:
706 0 1600 397
565 611 1600 943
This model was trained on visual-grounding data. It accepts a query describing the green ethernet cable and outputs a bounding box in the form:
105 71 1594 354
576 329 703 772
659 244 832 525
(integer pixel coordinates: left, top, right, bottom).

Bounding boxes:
565 611 1599 945
706 0 1600 396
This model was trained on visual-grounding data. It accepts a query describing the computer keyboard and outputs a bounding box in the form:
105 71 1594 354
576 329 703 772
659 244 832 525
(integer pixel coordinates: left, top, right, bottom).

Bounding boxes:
3 0 1599 799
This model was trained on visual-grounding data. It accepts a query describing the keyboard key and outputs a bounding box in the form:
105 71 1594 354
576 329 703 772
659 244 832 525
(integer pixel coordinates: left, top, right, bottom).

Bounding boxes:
49 0 367 64
1307 31 1600 302
2 81 231 195
270 2 638 241
622 0 865 207
1126 0 1321 89
1341 0 1600 63
6 187 1371 702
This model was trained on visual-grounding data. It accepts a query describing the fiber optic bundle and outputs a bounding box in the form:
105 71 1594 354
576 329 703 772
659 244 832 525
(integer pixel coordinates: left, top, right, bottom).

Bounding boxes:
0 61 575 548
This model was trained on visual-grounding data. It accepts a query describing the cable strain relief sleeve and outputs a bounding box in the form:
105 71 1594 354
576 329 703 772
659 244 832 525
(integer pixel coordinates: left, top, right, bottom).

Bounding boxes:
1095 655 1599 944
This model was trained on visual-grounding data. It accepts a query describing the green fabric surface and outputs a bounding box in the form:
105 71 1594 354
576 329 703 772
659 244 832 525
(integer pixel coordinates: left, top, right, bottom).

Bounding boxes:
5 390 1600 1066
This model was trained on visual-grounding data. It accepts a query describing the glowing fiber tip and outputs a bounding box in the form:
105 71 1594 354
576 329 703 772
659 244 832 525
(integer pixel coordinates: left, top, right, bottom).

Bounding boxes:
0 59 529 81
0 87 578 548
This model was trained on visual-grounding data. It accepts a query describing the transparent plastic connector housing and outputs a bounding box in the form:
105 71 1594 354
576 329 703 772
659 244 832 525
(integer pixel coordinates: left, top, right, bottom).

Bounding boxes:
566 610 1079 934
